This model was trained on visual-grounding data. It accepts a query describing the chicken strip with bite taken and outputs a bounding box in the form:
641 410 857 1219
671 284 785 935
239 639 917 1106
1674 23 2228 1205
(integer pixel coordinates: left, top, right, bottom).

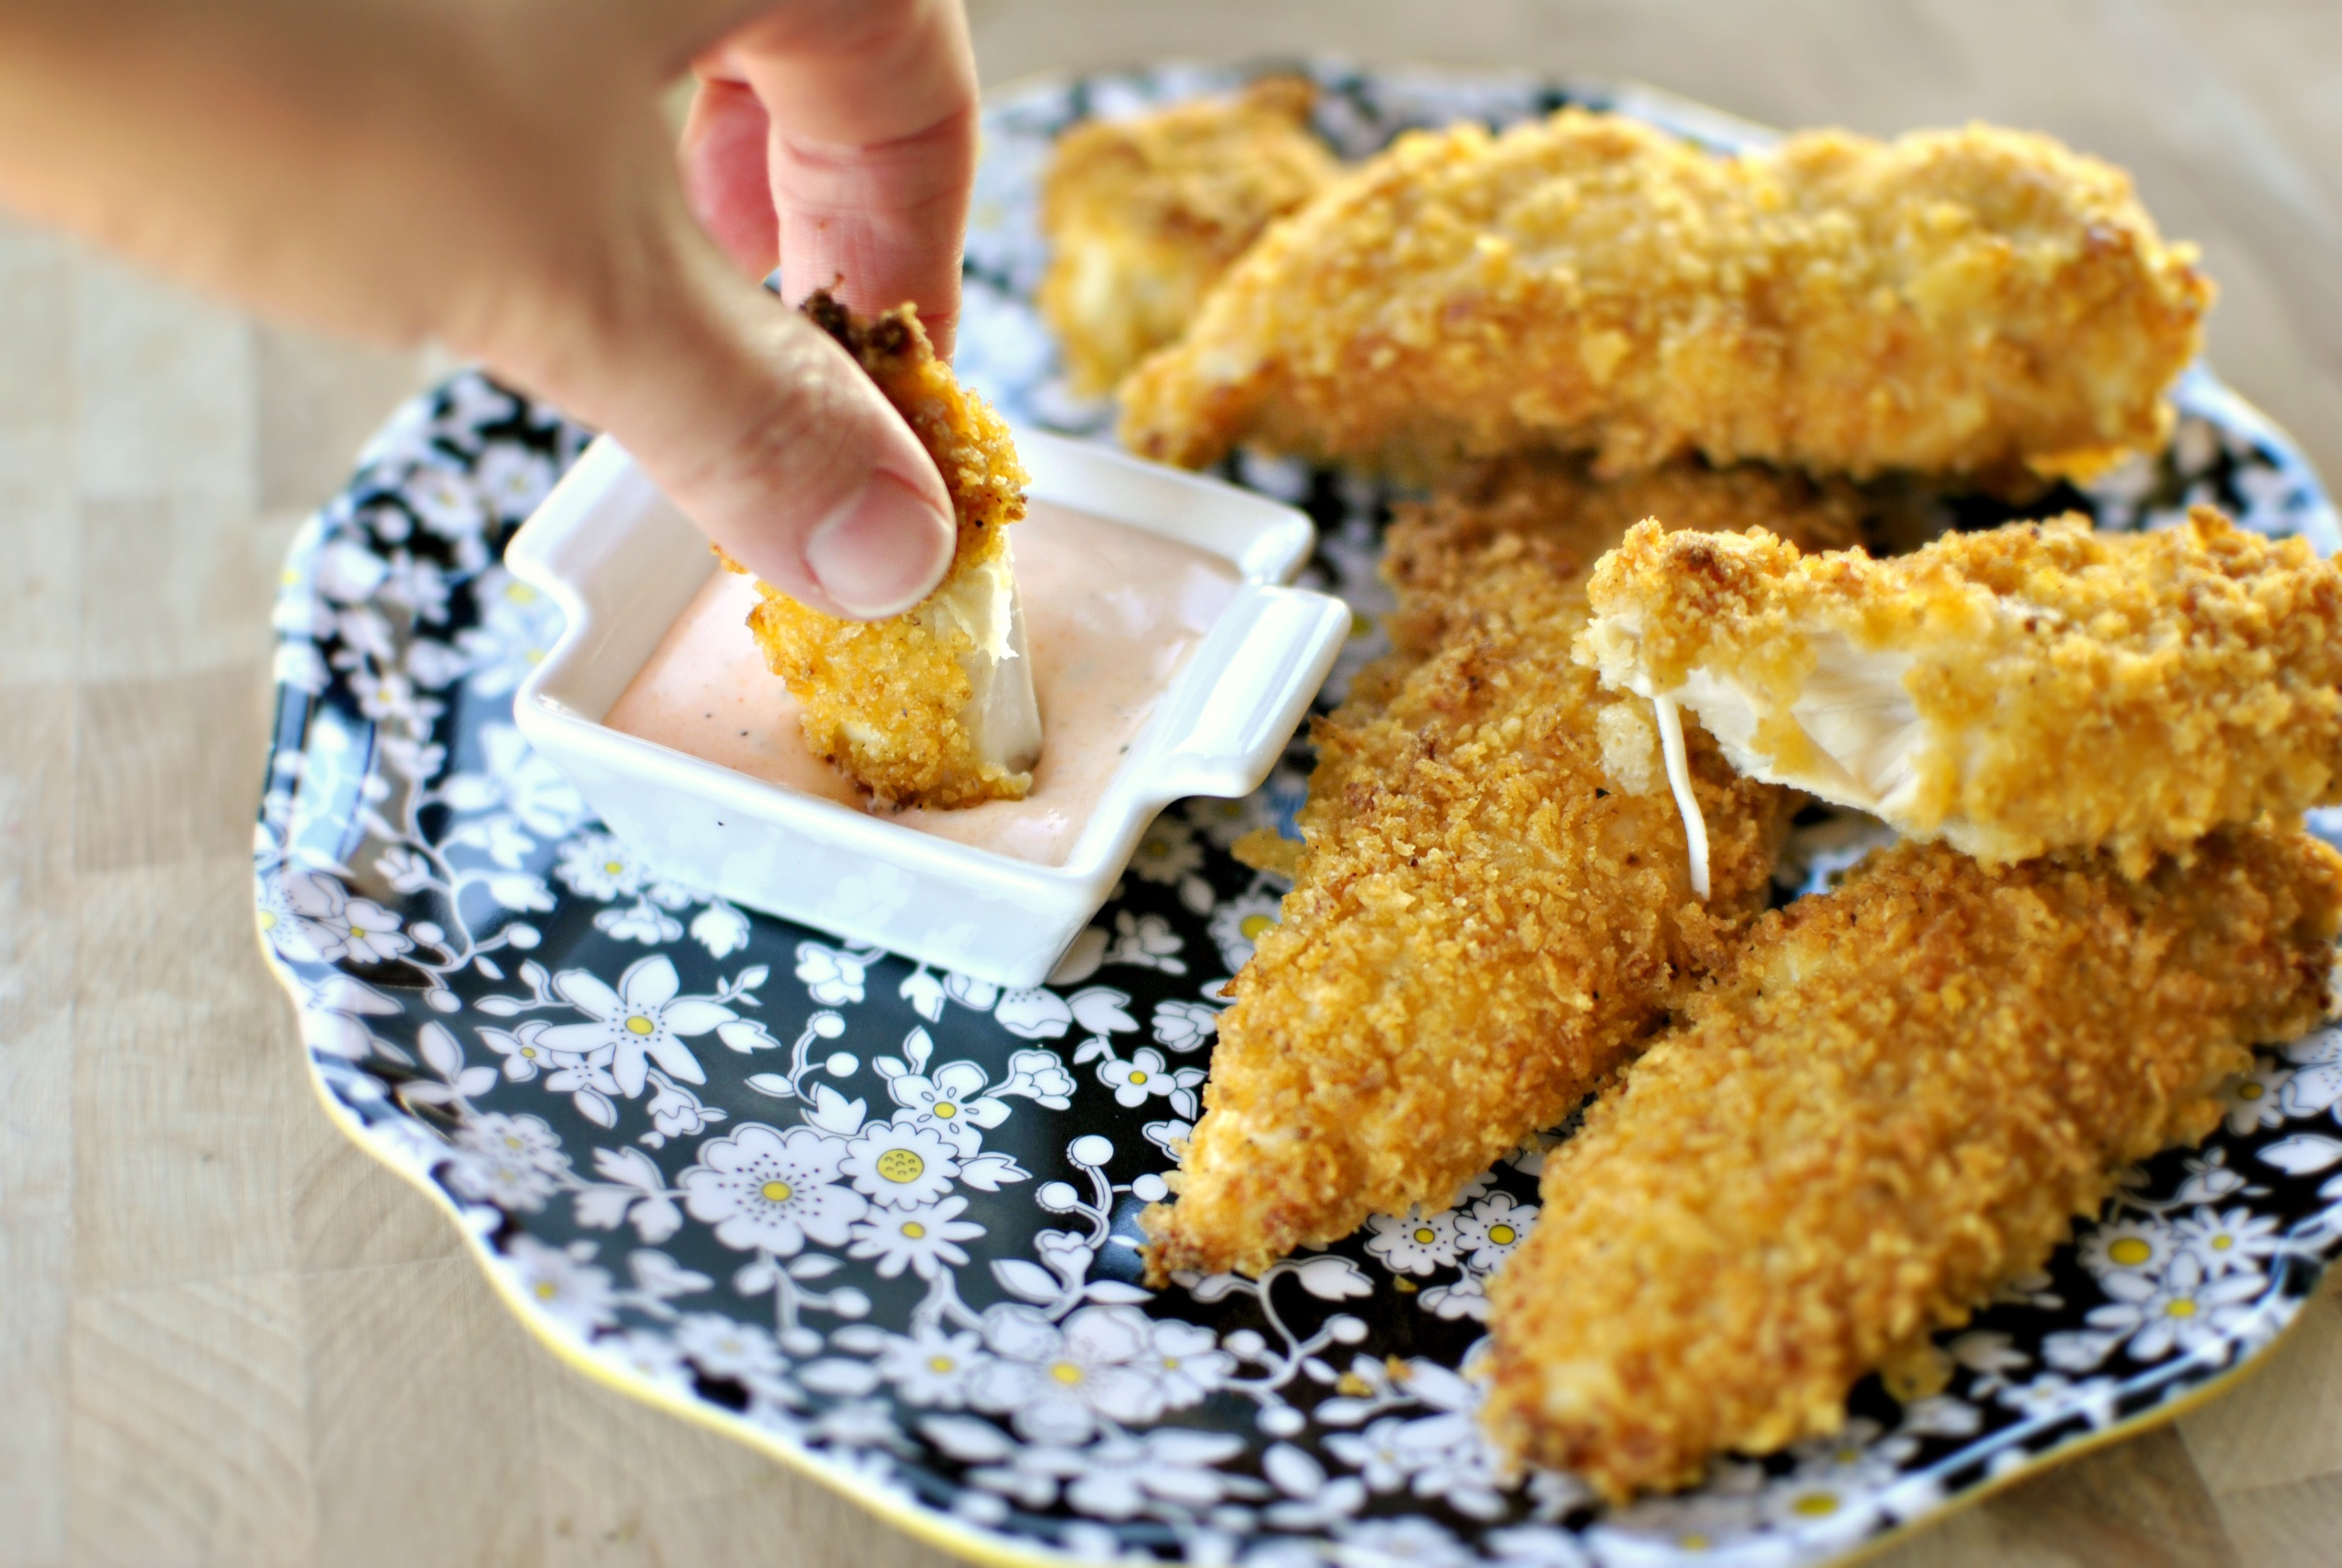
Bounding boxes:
1577 507 2342 876
720 290 1039 810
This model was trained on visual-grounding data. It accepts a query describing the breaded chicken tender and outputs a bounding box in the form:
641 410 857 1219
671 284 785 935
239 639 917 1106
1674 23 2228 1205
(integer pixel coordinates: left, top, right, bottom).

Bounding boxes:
1140 456 1872 1280
1578 508 2342 875
1120 111 2210 486
1483 828 2342 1501
723 291 1038 809
1040 77 1340 397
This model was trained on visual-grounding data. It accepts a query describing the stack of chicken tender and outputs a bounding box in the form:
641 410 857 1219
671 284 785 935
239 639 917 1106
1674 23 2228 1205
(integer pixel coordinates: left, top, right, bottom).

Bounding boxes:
1038 79 2342 1502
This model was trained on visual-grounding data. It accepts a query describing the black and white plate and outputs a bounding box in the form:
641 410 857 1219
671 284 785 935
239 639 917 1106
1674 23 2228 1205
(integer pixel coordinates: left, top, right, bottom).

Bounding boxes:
256 63 2342 1568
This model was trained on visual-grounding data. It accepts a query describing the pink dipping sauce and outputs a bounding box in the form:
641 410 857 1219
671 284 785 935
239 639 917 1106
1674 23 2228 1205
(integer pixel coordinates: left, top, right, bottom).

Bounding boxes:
603 501 1241 866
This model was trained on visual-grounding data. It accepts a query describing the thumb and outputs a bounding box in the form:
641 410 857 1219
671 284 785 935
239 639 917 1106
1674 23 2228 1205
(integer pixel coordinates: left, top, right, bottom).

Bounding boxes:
492 215 956 621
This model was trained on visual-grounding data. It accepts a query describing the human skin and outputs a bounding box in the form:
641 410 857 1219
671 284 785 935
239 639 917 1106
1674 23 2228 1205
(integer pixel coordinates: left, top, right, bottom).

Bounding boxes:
0 0 980 619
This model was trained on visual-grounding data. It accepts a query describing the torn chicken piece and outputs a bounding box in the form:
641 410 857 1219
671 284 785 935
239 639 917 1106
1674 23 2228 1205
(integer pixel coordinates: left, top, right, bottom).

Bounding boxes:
1120 111 2210 487
1484 827 2342 1502
721 292 1039 809
1579 507 2342 875
1140 455 1872 1281
1039 76 1340 397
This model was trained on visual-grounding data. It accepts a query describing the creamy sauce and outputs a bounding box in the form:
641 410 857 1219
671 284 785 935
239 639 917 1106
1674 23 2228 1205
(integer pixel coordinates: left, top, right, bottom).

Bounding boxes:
603 501 1241 865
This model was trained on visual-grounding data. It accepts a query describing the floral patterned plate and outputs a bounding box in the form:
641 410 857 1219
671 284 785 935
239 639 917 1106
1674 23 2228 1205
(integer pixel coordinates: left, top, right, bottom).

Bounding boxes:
257 62 2342 1568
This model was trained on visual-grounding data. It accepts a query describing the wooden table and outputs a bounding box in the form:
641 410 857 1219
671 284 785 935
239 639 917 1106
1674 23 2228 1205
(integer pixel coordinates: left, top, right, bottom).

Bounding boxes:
6 3 2341 1564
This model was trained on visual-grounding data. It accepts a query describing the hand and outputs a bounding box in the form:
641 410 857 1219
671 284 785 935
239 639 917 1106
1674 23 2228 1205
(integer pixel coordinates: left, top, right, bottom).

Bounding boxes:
0 0 979 618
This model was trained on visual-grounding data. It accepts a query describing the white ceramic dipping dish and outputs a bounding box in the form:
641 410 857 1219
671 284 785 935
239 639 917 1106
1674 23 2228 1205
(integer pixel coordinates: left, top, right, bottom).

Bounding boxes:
506 429 1348 987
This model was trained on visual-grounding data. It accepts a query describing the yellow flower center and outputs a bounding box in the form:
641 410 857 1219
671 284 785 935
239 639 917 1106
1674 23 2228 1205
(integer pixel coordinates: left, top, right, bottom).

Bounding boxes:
876 1149 926 1184
625 1015 654 1035
506 583 538 604
901 1221 927 1240
1241 914 1276 941
1048 1361 1084 1386
2211 1233 2233 1250
928 1355 956 1374
932 1103 956 1118
2241 1081 2265 1100
504 1136 524 1151
2167 1299 2198 1318
1162 1357 1181 1371
259 910 278 930
1413 1227 1436 1245
1335 1371 1373 1397
1488 1224 1517 1246
1145 838 1169 857
604 860 623 874
1127 1070 1149 1085
2107 1238 2154 1267
1792 1493 1838 1517
534 1280 557 1300
520 1047 537 1059
760 1180 793 1203
349 926 366 940
1678 1535 1710 1552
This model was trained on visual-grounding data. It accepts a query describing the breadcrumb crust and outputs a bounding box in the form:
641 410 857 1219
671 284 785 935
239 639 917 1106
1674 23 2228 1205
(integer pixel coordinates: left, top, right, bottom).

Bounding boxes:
1140 456 1873 1280
1483 828 2342 1501
724 292 1033 809
1040 76 1340 396
1581 507 2342 872
1119 111 2210 487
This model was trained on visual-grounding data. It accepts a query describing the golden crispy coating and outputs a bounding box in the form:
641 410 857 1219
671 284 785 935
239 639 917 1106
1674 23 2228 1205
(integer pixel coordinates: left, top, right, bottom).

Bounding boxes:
724 292 1035 809
1483 829 2342 1501
1579 507 2342 874
1139 456 1875 1280
1120 112 2210 487
1040 77 1340 397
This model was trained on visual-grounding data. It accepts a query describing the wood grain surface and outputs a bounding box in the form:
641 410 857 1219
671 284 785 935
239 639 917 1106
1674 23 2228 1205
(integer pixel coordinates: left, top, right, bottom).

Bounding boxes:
5 3 2341 1564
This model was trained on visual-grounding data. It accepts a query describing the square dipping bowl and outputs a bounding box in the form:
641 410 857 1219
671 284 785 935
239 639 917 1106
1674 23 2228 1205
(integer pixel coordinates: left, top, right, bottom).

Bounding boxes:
505 429 1349 987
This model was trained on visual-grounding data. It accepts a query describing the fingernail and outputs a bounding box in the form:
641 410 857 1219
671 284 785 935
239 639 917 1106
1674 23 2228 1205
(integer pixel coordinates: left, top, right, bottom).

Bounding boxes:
804 471 956 617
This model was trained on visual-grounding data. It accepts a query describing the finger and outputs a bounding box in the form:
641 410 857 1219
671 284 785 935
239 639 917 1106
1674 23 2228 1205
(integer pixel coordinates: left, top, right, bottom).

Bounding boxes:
678 75 778 278
711 0 978 356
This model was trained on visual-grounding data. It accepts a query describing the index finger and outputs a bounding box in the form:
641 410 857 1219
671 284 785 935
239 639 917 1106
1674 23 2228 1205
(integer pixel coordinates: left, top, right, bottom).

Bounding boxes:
705 0 977 355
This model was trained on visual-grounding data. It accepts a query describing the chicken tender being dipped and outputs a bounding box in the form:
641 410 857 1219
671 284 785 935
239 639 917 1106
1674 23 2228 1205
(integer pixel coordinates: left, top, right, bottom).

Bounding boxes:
721 291 1039 809
1577 508 2342 876
1039 76 1340 397
1483 828 2342 1502
1120 112 2210 487
1140 455 1872 1281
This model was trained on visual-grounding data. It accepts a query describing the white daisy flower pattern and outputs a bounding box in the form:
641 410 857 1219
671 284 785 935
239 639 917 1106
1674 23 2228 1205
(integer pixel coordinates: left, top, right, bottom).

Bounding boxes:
678 1124 866 1255
538 955 735 1098
842 1116 963 1209
2086 1250 2271 1361
848 1196 985 1278
1207 892 1284 972
2173 1206 2285 1276
1451 1192 1535 1272
967 1303 1228 1445
674 1313 788 1383
1365 1209 1462 1276
875 1327 991 1408
1098 1047 1205 1115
